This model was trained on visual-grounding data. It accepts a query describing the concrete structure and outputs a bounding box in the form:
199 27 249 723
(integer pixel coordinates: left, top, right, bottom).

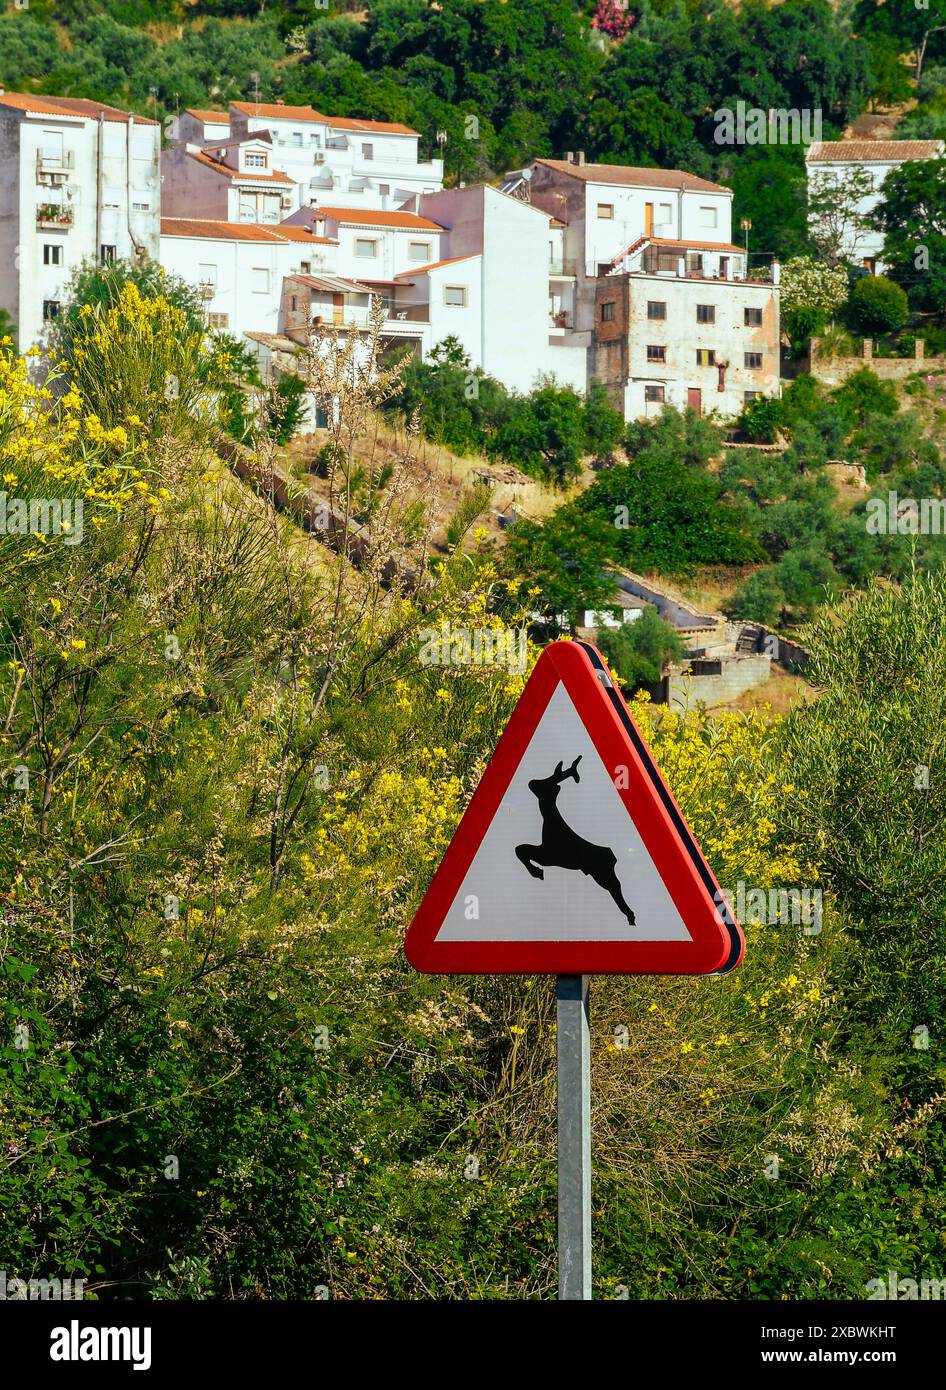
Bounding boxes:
593 251 780 418
0 89 160 351
805 140 943 272
808 334 945 387
505 154 779 419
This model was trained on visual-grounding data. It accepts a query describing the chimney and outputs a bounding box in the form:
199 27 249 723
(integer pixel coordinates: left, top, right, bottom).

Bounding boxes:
771 259 780 286
565 151 574 163
577 150 585 166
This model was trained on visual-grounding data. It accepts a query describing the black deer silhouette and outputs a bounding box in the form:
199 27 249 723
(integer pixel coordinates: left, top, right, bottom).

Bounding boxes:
515 755 636 925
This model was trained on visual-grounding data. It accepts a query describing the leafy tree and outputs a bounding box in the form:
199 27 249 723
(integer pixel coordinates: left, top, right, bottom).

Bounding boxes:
849 275 909 335
489 384 588 485
729 567 787 625
596 607 684 688
779 256 849 343
503 504 616 624
833 366 900 426
774 544 840 617
807 165 877 266
872 157 946 312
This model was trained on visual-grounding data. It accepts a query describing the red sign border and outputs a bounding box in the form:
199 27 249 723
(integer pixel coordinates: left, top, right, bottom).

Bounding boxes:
404 640 744 975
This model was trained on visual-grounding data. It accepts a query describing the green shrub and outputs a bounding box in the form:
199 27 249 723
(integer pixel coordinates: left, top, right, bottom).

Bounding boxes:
849 275 909 336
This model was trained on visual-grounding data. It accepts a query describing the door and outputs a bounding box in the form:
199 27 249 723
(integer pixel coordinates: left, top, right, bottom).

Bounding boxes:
687 388 702 415
644 202 654 237
332 292 345 326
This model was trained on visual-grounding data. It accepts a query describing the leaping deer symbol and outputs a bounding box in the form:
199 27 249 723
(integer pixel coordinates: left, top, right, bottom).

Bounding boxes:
515 755 636 926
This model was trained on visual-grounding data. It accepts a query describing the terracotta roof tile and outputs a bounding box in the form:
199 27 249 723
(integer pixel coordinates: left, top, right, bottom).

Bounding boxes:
186 149 294 184
0 90 158 125
231 102 328 123
535 158 730 194
807 140 943 163
316 205 444 230
160 217 335 245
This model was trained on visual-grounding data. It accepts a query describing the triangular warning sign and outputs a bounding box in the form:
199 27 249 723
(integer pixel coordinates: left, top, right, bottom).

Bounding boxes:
404 641 743 976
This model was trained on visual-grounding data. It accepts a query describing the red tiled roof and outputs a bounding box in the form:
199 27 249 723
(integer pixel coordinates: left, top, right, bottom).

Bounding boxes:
160 217 335 245
327 115 419 136
316 205 444 230
534 158 730 195
0 90 159 125
807 140 943 163
185 109 230 123
394 255 477 277
186 149 294 184
231 101 328 123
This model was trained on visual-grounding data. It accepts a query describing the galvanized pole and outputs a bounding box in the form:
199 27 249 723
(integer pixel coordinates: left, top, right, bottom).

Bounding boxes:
557 973 591 1299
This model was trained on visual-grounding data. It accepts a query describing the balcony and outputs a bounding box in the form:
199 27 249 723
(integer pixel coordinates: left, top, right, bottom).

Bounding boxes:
36 150 75 183
36 203 73 230
549 258 578 278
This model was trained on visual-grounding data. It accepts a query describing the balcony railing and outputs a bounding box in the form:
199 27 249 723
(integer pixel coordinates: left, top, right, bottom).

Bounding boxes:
36 150 75 182
549 258 578 277
36 203 73 228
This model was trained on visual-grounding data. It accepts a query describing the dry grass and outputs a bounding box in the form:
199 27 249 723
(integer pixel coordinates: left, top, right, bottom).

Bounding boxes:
713 665 816 716
279 413 571 551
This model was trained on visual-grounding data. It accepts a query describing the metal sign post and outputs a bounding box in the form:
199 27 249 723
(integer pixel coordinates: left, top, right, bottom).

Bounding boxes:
557 974 591 1300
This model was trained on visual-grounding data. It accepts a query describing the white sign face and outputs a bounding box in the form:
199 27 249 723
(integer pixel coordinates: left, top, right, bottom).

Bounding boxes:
435 683 693 944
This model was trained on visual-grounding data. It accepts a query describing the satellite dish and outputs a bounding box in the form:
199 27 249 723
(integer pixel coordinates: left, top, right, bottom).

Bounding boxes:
522 168 532 180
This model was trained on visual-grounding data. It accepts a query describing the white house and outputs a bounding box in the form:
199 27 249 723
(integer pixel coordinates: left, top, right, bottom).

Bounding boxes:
805 139 943 272
413 184 589 392
163 101 445 222
502 153 779 420
159 218 337 339
0 89 160 351
161 138 298 224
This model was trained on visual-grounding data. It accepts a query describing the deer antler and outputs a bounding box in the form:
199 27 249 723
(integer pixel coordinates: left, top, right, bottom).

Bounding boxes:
565 755 582 783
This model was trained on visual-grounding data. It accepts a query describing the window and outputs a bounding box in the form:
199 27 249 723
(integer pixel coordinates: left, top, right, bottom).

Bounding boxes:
744 306 763 326
379 183 390 195
647 345 666 363
408 241 431 263
444 285 468 306
300 261 311 275
744 351 763 370
99 245 116 265
252 267 270 294
43 300 60 320
43 244 63 266
744 391 760 402
292 132 303 148
696 304 715 324
699 205 718 229
132 201 150 212
647 301 666 320
354 238 378 258
696 348 716 366
656 202 673 226
362 143 374 160
600 301 615 322
290 295 298 312
198 263 217 290
597 203 614 219
207 312 229 329
644 385 665 403
245 152 268 169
